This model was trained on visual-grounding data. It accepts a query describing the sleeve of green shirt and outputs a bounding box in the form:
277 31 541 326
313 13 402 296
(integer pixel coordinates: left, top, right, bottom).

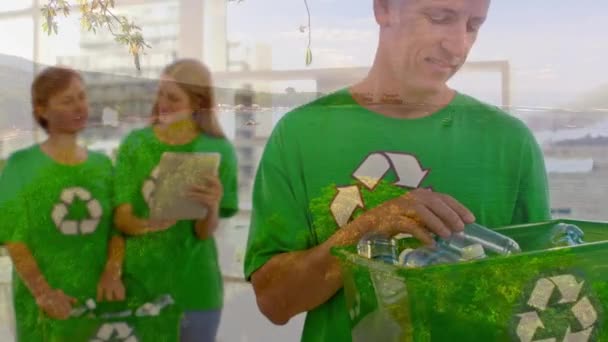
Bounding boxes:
113 133 139 207
243 120 314 280
512 131 551 224
218 142 239 218
0 154 29 244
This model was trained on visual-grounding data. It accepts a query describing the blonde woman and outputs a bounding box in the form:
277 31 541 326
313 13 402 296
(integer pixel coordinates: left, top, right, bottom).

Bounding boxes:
113 59 238 341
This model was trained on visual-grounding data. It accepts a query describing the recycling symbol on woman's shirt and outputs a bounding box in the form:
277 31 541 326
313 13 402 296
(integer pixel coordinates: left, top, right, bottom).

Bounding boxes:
90 322 138 342
330 152 428 227
51 187 102 235
515 274 599 342
141 166 160 207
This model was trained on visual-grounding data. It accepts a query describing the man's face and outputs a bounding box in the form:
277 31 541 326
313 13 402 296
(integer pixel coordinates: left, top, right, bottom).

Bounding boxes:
378 0 490 94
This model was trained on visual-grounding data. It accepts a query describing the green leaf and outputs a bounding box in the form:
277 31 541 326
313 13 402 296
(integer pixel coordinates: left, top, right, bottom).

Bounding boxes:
45 16 54 35
42 21 50 34
305 47 313 66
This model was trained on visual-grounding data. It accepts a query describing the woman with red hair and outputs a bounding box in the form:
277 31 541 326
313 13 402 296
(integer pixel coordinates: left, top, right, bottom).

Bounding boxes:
0 66 124 341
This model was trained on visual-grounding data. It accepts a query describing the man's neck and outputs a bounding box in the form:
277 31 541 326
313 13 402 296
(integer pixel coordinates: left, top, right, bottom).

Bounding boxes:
350 71 455 120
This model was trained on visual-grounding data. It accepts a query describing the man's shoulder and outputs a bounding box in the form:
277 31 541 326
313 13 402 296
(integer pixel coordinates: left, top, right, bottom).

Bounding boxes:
456 93 532 136
279 88 355 126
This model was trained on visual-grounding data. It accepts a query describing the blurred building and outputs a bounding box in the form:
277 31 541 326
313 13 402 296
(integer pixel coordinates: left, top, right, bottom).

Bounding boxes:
57 0 228 77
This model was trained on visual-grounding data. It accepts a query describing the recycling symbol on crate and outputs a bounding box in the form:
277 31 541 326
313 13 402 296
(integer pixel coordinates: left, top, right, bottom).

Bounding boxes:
90 322 138 342
515 274 599 342
142 166 160 207
51 187 102 235
85 294 174 341
330 152 428 227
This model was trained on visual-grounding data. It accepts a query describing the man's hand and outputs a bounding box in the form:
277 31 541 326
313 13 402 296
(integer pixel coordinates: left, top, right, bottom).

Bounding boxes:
250 188 475 325
351 188 475 244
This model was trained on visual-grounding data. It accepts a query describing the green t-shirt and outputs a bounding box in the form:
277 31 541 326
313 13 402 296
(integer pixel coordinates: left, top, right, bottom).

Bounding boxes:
244 89 550 342
114 127 238 311
0 145 115 342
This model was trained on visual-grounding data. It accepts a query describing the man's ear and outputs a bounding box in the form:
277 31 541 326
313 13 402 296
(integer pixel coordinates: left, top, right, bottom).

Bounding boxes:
374 0 392 27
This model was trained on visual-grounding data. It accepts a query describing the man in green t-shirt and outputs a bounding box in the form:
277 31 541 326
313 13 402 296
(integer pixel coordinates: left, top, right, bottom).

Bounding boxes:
244 0 550 341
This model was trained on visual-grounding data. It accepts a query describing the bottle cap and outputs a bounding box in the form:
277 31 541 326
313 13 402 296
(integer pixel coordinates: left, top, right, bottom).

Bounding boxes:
461 243 486 260
398 248 414 265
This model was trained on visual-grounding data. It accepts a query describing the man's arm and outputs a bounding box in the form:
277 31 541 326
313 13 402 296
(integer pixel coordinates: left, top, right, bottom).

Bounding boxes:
250 189 472 324
251 219 365 325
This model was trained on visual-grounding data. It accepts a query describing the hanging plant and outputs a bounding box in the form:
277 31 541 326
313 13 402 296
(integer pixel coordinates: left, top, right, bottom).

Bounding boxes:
43 0 314 70
41 0 150 72
303 0 313 66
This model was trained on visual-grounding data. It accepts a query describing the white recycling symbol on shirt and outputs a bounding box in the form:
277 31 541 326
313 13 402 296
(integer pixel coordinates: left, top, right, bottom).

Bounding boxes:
51 187 102 235
515 274 598 342
141 166 160 207
330 152 428 227
90 322 138 342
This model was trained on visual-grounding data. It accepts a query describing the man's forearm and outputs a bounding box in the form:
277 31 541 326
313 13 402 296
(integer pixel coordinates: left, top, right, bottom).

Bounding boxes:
251 219 367 324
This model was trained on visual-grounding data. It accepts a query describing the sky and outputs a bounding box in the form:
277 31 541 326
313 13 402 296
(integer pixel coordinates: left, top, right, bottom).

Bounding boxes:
1 0 608 108
226 0 608 107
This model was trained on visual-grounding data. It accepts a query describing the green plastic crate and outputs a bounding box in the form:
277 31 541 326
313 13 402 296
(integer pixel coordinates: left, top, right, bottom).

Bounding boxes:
332 219 608 342
40 275 182 342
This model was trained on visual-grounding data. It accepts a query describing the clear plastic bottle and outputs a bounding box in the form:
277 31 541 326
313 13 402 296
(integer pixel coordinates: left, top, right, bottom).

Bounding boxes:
549 223 585 247
400 245 462 268
399 222 518 268
446 223 521 255
400 241 486 268
357 233 397 264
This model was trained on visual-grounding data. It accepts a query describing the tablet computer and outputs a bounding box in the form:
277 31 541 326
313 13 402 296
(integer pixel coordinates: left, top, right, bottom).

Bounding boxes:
149 152 221 220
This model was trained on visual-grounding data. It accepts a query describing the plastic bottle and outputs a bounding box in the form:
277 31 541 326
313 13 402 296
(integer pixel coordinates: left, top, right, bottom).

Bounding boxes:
400 245 462 268
357 233 397 264
549 223 585 247
446 223 521 256
400 223 518 268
